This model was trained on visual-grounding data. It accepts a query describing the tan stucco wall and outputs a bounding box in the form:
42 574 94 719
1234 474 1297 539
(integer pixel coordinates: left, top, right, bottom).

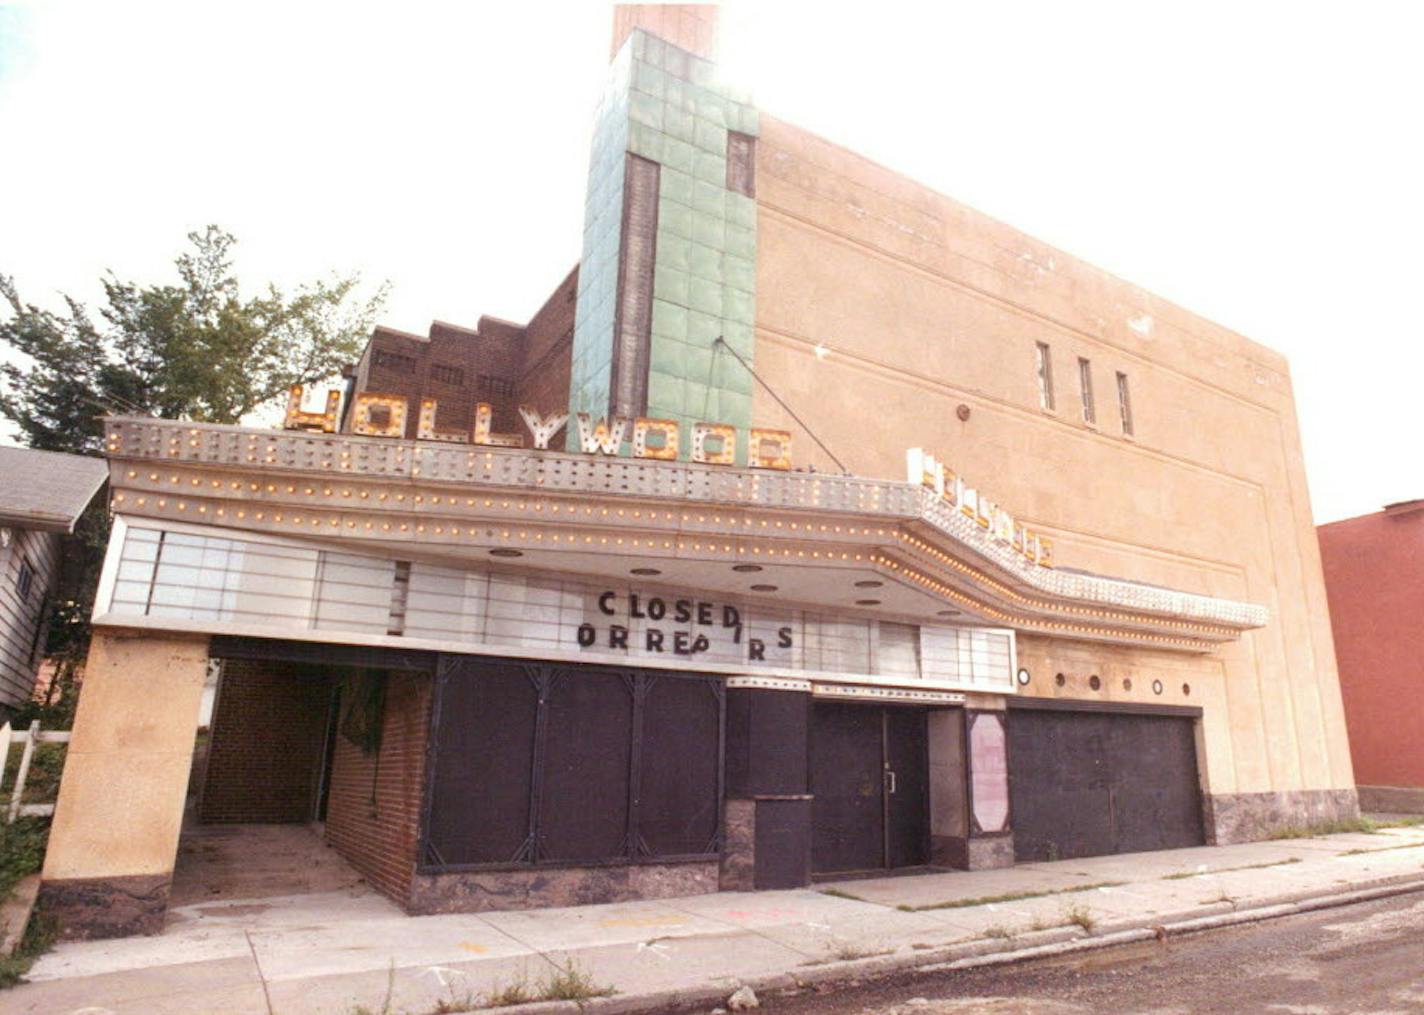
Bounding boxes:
751 115 1353 801
43 631 209 880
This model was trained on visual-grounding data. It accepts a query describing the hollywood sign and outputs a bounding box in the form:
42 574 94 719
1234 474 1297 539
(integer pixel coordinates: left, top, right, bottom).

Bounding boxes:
284 385 793 469
906 447 1054 568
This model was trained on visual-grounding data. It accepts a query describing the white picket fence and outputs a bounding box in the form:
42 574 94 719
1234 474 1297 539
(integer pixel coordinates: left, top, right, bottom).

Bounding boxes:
0 720 70 823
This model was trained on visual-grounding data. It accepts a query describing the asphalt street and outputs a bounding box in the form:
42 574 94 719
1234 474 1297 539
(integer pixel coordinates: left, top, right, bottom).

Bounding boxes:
744 891 1424 1015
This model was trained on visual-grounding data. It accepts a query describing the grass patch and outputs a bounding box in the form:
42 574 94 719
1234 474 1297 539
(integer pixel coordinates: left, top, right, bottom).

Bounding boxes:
898 881 1124 913
537 959 615 1002
484 972 534 1008
1 742 66 806
1266 817 1409 840
982 924 1012 940
1161 857 1301 880
818 887 866 903
348 961 396 1015
830 943 892 962
1341 842 1422 857
1061 903 1096 933
0 816 54 989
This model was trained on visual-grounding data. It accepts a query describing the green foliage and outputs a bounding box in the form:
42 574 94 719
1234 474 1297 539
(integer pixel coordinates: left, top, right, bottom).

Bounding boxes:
0 817 48 901
1 743 65 806
1 227 388 675
1 225 388 455
0 910 56 989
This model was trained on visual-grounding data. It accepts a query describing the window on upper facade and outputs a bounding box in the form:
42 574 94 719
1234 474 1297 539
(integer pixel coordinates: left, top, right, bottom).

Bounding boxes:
1078 357 1095 425
374 349 416 374
16 557 35 601
1117 370 1134 435
1035 342 1055 411
430 363 465 387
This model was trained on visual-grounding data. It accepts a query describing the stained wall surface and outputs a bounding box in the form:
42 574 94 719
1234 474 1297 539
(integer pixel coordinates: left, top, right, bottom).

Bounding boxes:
749 114 1355 823
1318 508 1424 790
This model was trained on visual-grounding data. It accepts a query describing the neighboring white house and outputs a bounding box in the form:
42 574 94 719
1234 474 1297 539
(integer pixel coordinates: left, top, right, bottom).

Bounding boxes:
0 446 108 714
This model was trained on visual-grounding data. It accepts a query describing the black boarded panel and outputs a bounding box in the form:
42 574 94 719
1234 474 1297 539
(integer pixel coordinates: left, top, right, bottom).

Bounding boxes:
1009 709 1202 861
427 659 538 865
810 703 884 873
885 709 929 868
726 688 810 797
640 674 720 856
1108 713 1204 852
754 798 811 889
539 668 633 863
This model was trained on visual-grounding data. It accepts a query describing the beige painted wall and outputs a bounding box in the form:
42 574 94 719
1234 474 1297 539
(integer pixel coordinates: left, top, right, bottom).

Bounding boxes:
43 631 209 880
751 115 1353 800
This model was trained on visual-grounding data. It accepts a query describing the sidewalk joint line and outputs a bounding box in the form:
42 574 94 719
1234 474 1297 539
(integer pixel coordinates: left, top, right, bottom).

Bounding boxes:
244 929 275 1015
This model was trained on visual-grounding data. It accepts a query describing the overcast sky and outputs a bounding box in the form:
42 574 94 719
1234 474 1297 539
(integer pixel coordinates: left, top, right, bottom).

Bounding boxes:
1 1 1419 524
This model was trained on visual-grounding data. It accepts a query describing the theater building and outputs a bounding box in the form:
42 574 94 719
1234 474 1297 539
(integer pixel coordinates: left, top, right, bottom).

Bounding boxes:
1318 502 1424 814
39 5 1356 939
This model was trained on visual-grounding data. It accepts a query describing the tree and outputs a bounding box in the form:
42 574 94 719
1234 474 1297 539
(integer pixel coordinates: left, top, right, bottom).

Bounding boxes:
0 227 389 718
0 225 389 454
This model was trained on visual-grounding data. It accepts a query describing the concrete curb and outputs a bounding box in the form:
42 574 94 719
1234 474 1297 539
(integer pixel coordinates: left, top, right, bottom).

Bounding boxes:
473 874 1424 1015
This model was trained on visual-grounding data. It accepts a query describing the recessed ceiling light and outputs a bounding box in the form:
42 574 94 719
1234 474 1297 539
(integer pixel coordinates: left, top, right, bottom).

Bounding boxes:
750 584 778 592
854 580 883 588
732 564 763 573
489 548 523 558
855 599 881 606
630 567 661 576
936 609 961 617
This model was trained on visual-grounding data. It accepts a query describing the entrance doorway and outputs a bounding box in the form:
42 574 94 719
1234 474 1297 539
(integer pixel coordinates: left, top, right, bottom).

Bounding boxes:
810 702 929 874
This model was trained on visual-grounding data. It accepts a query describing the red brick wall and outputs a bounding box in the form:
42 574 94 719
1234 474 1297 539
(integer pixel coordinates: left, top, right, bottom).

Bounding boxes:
324 671 432 906
518 266 578 428
200 659 333 824
1319 507 1424 788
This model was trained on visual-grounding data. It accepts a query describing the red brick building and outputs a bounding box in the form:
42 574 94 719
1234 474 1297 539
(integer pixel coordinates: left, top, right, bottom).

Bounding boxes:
1318 501 1424 812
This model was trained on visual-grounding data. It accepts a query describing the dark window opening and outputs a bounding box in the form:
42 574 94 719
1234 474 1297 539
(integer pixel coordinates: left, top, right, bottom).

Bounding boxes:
609 153 660 420
374 349 417 374
16 557 34 601
421 657 723 871
727 131 756 198
476 374 515 399
430 363 465 387
1117 371 1134 435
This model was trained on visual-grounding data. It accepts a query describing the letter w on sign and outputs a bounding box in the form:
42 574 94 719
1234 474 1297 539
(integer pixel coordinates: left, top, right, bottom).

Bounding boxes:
576 414 630 455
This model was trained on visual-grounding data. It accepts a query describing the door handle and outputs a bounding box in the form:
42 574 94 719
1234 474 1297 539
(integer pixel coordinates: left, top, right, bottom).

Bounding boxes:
885 769 897 795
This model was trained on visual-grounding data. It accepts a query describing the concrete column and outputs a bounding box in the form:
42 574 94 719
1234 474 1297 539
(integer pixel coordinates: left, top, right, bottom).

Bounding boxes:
40 630 209 939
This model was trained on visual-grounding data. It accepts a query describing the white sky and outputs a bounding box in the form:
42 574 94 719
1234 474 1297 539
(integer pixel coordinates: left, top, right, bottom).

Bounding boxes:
0 1 1420 524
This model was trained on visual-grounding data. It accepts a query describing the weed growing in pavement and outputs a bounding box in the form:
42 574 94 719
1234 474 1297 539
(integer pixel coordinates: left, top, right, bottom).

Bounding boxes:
348 961 396 1015
484 971 534 1008
1342 843 1421 856
900 881 1125 912
819 887 866 902
537 959 615 1002
1161 857 1301 880
982 924 1013 940
1264 816 1420 839
1061 903 1096 933
831 944 893 962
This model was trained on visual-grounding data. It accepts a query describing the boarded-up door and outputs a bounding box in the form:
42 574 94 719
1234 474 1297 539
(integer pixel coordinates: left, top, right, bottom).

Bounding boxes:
1008 707 1204 861
810 703 929 873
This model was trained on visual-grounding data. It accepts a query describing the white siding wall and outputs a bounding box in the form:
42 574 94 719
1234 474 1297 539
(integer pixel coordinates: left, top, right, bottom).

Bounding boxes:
0 526 61 708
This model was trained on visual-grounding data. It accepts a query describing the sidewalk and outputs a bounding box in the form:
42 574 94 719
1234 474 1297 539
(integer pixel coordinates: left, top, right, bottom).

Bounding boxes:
9 824 1424 1015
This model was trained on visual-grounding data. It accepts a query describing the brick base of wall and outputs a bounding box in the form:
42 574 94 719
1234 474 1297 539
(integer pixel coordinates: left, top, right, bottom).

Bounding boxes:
324 671 432 906
200 659 333 824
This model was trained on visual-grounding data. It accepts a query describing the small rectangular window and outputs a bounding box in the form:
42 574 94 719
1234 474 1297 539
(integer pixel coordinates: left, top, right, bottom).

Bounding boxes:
430 363 465 387
17 557 35 601
374 349 416 374
1078 357 1095 425
726 131 756 198
1117 371 1134 435
1035 342 1055 411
